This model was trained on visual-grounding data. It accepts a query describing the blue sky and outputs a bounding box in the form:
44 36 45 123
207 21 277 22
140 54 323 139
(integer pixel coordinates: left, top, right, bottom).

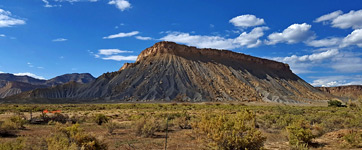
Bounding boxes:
0 0 361 87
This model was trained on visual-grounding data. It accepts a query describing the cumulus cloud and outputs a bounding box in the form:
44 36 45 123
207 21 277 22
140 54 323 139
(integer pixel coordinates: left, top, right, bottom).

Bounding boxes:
103 31 139 39
316 10 362 29
314 10 343 23
340 29 362 48
160 27 268 49
0 34 5 37
135 36 153 40
332 10 362 29
306 37 342 47
233 26 269 48
52 38 67 42
0 9 26 27
102 55 137 61
266 23 315 45
271 49 339 74
310 75 362 87
91 49 137 61
14 72 45 80
160 32 236 49
98 49 132 55
108 0 131 11
229 14 265 28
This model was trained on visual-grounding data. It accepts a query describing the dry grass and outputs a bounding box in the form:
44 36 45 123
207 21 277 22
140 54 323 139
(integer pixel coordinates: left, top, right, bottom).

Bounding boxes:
0 103 361 149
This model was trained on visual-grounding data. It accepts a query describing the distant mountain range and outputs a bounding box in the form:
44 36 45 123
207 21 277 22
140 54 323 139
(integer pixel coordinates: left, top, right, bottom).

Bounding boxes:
0 73 95 98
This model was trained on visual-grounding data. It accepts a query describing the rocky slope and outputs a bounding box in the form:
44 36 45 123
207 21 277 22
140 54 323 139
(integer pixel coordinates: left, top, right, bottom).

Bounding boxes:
5 42 332 103
317 85 362 100
0 73 95 98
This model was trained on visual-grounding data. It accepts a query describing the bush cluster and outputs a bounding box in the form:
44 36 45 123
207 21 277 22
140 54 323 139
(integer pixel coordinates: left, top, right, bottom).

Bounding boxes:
194 109 266 150
46 124 107 150
286 119 315 149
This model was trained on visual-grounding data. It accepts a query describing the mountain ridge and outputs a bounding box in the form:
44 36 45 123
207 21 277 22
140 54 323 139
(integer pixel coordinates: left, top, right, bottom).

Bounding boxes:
4 41 333 103
0 73 95 98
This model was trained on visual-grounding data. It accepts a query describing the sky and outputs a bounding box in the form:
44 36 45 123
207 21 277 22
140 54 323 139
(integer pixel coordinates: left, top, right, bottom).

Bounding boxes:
0 0 361 87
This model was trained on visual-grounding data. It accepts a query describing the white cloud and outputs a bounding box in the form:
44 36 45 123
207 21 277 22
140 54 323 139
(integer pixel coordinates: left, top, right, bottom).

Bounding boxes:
108 0 131 11
98 49 132 55
310 75 362 87
271 49 339 74
42 0 59 7
0 9 26 27
316 10 362 29
331 51 362 73
306 37 342 47
160 27 268 49
340 29 362 48
0 34 5 37
14 72 45 80
135 36 153 40
314 10 343 23
160 32 236 49
52 38 67 42
102 55 137 61
266 23 315 45
92 48 136 62
103 31 139 39
229 14 265 28
332 10 362 29
233 26 269 48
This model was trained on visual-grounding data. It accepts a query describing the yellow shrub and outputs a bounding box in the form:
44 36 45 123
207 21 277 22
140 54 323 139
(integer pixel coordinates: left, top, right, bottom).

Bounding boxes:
195 109 266 150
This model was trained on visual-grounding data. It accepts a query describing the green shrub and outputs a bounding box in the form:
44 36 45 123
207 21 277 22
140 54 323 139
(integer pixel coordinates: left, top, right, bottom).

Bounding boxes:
50 113 69 124
46 124 107 150
195 110 266 150
133 116 159 137
0 138 25 150
328 100 345 107
343 130 362 148
94 114 109 125
286 119 315 148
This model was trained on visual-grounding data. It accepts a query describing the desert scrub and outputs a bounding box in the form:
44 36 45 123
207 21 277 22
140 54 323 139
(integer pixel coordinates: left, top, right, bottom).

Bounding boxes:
173 111 192 129
50 113 69 124
343 130 362 148
46 123 107 150
105 120 119 134
0 138 25 150
328 100 345 107
286 119 315 149
194 109 266 150
133 116 159 137
94 113 109 125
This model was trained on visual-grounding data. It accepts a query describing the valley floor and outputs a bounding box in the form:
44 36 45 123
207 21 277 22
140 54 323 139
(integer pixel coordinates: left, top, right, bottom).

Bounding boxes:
0 102 361 150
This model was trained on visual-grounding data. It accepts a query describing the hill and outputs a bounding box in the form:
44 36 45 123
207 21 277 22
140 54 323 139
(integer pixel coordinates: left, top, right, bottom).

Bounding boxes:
5 42 332 103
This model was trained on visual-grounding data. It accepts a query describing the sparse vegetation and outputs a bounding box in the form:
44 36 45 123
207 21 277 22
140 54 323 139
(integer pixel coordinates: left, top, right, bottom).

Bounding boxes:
133 116 159 137
94 114 109 125
46 123 107 150
328 100 345 107
0 103 361 149
286 119 315 148
343 130 362 148
195 109 266 150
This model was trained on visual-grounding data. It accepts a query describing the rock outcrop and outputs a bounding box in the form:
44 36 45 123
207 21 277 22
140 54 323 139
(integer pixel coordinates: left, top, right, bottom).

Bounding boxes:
317 85 362 100
5 42 332 103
